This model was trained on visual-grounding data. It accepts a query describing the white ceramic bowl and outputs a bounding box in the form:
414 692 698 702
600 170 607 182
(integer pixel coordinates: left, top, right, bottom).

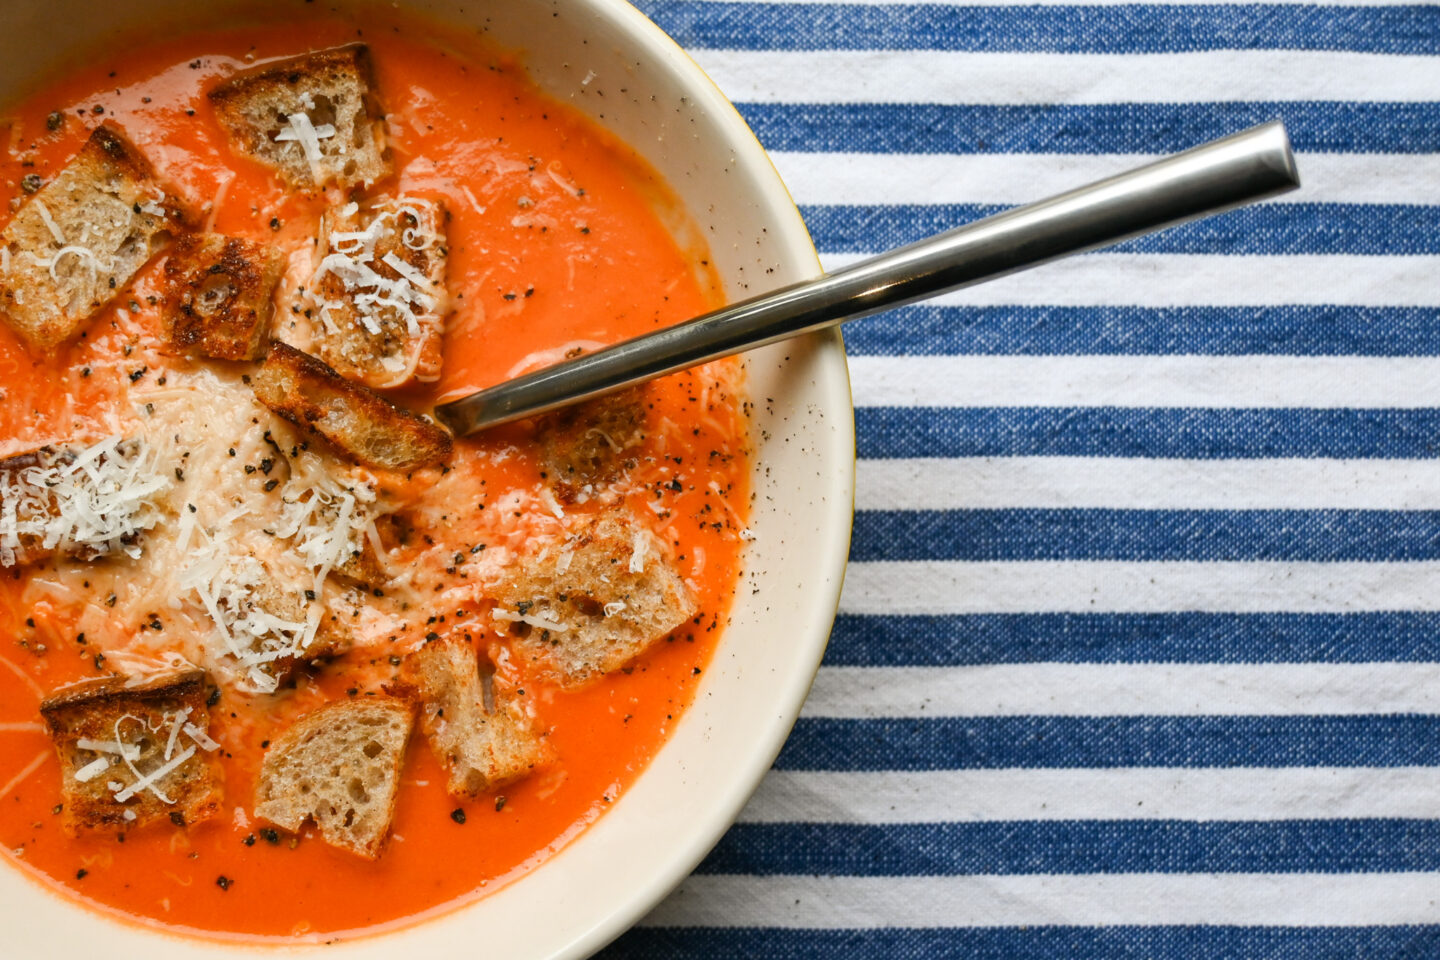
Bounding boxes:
0 0 854 956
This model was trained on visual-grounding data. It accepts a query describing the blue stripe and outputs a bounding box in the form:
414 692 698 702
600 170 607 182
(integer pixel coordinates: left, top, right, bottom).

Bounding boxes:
856 408 1440 460
844 305 1440 357
825 612 1440 666
852 509 1440 562
777 716 1440 770
699 821 1440 876
602 926 1440 960
804 203 1440 256
739 102 1440 154
637 2 1440 53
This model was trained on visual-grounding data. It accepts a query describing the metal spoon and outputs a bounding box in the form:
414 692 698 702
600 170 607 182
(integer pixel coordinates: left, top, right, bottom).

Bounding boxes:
435 120 1299 436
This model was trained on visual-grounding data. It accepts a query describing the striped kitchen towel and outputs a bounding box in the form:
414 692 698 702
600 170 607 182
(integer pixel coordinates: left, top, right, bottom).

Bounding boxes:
603 1 1440 957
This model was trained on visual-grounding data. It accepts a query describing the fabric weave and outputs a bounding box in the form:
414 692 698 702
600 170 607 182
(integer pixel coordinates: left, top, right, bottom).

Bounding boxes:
603 0 1440 955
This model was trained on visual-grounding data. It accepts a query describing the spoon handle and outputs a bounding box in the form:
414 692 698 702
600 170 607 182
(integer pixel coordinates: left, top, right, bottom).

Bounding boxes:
435 121 1299 436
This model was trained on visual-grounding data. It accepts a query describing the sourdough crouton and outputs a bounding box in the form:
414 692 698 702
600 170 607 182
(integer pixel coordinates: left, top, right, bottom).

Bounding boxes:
211 564 352 690
279 485 388 586
537 387 648 501
208 45 389 192
40 669 223 834
252 342 452 471
0 437 167 569
491 512 697 687
330 533 386 587
408 638 552 799
163 232 283 361
254 698 412 860
308 195 448 389
0 124 186 350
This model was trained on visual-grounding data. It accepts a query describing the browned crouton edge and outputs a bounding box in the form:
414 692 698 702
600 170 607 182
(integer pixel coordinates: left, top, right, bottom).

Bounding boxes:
164 233 283 361
252 341 452 471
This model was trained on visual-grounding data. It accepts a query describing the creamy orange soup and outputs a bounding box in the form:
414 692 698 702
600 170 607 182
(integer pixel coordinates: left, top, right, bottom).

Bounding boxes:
0 8 748 941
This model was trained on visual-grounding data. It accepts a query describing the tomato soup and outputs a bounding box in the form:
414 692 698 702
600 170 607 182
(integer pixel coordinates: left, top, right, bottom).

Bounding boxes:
0 7 748 942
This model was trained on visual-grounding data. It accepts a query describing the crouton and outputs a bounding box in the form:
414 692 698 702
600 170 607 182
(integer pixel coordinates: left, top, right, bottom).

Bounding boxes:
217 568 351 689
278 484 388 586
491 512 697 688
308 195 449 389
251 342 452 471
0 437 165 569
253 698 412 860
407 638 552 799
331 534 386 587
208 45 390 192
537 386 648 501
163 232 284 361
40 669 223 834
0 123 187 350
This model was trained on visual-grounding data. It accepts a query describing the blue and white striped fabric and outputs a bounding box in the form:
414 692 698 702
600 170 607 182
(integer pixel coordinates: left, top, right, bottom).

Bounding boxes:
602 2 1440 956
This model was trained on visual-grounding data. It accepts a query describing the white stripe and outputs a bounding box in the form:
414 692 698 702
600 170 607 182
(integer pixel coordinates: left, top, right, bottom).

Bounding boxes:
774 152 1440 207
839 561 1440 615
819 253 1440 307
847 355 1440 409
696 50 1440 105
857 458 1440 511
802 663 1440 717
642 873 1440 927
740 767 1440 823
695 0 1414 7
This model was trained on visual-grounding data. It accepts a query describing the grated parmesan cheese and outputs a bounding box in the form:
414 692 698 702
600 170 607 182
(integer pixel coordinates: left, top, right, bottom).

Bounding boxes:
183 722 220 752
0 436 169 568
628 530 648 574
174 462 375 691
72 756 110 783
305 197 446 385
162 708 189 761
76 738 141 761
492 607 570 633
273 112 336 186
32 199 65 245
113 745 195 803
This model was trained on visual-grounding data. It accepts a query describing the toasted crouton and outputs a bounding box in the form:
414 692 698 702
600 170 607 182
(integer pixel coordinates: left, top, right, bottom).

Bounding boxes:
163 233 283 361
217 567 352 689
208 45 390 192
537 387 648 501
0 438 165 569
40 669 223 834
491 512 697 687
0 124 186 350
278 485 388 586
254 698 412 860
408 638 552 799
307 195 449 389
252 342 452 471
